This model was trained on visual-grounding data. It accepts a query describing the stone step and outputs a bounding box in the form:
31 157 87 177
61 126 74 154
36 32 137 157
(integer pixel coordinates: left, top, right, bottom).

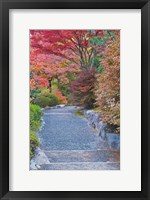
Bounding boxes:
39 161 120 170
44 149 120 163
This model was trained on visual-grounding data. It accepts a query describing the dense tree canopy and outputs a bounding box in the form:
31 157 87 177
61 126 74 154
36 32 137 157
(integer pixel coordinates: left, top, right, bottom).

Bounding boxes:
30 30 120 131
95 32 120 129
31 30 104 67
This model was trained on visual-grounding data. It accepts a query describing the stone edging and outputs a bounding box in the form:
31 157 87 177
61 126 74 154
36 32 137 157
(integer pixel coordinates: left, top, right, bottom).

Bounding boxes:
83 110 120 151
30 147 50 170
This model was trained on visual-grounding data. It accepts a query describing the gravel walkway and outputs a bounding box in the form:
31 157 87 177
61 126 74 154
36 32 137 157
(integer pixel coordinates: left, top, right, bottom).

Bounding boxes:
36 106 120 170
37 106 108 151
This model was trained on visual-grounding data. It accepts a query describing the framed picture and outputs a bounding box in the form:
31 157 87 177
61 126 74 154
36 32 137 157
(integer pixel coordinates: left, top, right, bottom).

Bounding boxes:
0 0 149 199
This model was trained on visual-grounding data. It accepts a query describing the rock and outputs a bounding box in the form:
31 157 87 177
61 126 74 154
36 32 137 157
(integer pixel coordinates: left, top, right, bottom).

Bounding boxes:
76 106 82 109
106 133 120 150
31 147 50 167
82 109 120 151
84 110 105 135
56 104 65 108
36 164 41 169
98 122 107 139
85 110 94 116
45 106 50 109
30 160 38 170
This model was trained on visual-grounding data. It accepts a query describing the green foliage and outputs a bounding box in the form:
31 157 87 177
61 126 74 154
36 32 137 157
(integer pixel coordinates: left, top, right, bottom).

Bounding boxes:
59 84 70 96
34 96 50 108
51 79 58 84
30 89 42 98
109 31 115 36
90 32 115 48
59 73 77 100
67 73 76 81
89 36 106 47
97 65 103 73
39 88 51 98
51 79 58 93
49 93 59 106
93 56 103 73
30 104 41 159
74 110 85 118
33 88 59 107
30 103 42 131
93 56 100 67
103 33 110 40
91 107 100 112
30 130 39 159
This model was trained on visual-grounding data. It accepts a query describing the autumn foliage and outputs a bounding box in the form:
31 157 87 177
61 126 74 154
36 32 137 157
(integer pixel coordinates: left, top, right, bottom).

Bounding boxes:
30 30 120 131
30 30 105 68
54 90 67 104
71 67 97 108
30 77 49 90
95 33 120 128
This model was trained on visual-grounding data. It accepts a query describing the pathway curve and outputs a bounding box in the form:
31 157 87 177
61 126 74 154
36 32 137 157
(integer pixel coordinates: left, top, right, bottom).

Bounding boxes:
37 106 120 170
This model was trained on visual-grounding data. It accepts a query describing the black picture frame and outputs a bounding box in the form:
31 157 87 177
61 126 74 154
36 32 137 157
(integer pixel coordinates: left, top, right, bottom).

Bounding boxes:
0 0 149 199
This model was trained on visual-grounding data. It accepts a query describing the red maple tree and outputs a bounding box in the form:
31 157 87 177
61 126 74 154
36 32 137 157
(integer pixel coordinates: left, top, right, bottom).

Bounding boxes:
70 67 97 108
30 30 106 68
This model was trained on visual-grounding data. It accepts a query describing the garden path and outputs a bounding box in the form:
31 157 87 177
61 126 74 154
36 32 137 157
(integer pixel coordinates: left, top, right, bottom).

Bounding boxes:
37 106 120 170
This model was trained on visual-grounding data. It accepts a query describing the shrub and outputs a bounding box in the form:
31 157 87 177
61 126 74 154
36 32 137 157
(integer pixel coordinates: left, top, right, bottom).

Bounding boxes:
30 104 41 159
95 33 120 131
30 89 42 98
39 88 51 98
59 83 70 96
70 67 97 108
30 103 42 131
34 96 50 108
30 130 39 159
49 93 59 106
33 89 59 107
54 90 67 104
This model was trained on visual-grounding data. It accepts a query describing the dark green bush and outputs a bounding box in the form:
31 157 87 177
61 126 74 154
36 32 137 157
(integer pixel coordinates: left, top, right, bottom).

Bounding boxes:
30 130 39 159
34 95 50 108
30 89 42 98
40 89 51 98
33 89 59 107
49 93 59 106
30 104 41 159
30 103 42 131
